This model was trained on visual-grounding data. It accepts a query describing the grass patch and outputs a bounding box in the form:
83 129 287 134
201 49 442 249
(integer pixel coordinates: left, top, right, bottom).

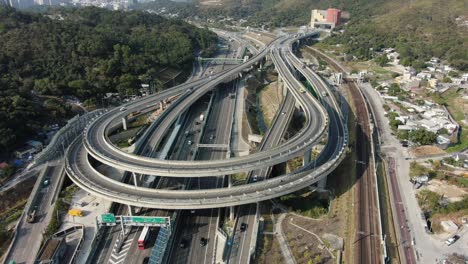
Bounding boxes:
44 185 78 238
0 199 27 225
409 161 430 178
116 140 131 148
129 113 150 128
231 173 248 185
434 88 468 152
452 177 468 188
376 160 400 263
279 190 329 218
417 189 468 215
286 156 303 173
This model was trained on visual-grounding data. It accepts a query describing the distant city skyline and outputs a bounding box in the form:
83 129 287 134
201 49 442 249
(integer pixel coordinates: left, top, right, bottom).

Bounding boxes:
3 0 135 10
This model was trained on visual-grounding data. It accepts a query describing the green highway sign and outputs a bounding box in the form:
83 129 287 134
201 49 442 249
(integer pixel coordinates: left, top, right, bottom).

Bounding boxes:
132 217 166 224
97 214 170 227
101 213 116 223
122 216 170 226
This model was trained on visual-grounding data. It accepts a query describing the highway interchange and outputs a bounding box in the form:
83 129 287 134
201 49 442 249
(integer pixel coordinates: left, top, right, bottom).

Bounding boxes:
65 33 348 210
63 30 350 264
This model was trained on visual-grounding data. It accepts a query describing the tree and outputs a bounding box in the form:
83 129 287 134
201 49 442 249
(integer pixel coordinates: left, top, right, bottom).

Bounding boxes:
388 83 402 96
1 164 15 178
437 128 448 135
375 55 389 66
0 6 218 156
448 71 459 77
442 76 452 83
408 129 437 145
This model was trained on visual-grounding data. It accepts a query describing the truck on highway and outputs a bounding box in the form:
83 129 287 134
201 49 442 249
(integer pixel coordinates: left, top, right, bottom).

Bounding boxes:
26 210 37 223
199 114 204 121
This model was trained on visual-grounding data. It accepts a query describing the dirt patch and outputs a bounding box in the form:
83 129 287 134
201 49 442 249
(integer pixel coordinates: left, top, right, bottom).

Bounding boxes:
0 176 36 213
430 210 468 234
410 146 446 157
198 0 222 6
283 215 337 263
424 179 467 202
243 33 273 46
253 235 285 264
260 81 283 127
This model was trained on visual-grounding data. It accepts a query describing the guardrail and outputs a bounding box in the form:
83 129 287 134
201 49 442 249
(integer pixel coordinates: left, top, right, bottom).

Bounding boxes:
33 109 106 166
63 32 347 208
2 164 51 264
35 225 85 264
358 84 388 263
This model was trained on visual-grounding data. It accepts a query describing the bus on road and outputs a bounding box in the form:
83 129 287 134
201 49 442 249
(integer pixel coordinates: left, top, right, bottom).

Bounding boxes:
138 226 150 250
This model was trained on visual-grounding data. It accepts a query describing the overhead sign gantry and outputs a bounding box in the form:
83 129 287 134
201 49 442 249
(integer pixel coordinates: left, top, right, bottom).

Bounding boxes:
98 214 170 227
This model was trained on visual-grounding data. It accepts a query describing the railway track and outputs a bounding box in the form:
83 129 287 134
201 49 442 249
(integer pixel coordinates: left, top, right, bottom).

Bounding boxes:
307 46 381 263
349 81 380 264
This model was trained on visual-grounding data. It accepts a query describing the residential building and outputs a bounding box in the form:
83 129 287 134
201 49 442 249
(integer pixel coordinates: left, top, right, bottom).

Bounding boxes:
26 140 43 152
428 78 439 88
311 8 342 29
416 71 432 80
403 67 416 80
15 146 37 159
326 8 341 25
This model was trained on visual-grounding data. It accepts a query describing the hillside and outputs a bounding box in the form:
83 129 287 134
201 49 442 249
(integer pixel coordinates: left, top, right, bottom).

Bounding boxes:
325 0 468 70
0 6 217 157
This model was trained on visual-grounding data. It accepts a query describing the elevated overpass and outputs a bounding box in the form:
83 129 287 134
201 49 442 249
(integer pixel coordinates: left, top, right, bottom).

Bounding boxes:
65 32 348 209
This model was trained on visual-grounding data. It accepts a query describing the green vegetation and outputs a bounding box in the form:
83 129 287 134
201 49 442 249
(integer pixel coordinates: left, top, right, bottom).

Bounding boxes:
417 190 468 216
44 184 78 238
325 0 468 71
144 0 467 71
0 6 217 156
0 164 15 181
0 199 27 255
408 129 437 145
430 88 468 152
280 190 329 218
375 55 390 67
409 161 434 178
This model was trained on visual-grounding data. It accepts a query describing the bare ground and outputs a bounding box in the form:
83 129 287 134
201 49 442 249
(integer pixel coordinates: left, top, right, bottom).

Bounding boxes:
282 216 336 263
410 146 446 157
423 179 467 202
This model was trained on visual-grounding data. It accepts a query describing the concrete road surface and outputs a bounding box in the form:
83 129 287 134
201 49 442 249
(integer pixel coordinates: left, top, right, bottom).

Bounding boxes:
6 164 65 264
362 83 468 263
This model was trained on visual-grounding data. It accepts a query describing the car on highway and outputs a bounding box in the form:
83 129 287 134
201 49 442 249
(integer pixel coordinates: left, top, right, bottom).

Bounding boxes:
281 111 286 115
119 107 126 111
200 237 207 246
26 210 37 223
240 223 247 232
180 239 187 248
43 179 50 187
210 134 215 140
252 175 258 182
188 140 192 145
445 235 460 246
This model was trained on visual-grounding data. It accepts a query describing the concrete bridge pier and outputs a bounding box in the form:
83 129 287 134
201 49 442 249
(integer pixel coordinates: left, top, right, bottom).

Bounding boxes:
132 172 140 187
122 116 128 131
317 177 327 189
303 149 312 166
228 175 234 222
127 205 135 216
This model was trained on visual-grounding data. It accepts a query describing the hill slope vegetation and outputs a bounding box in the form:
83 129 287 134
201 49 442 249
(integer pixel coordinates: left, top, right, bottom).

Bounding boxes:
0 6 217 156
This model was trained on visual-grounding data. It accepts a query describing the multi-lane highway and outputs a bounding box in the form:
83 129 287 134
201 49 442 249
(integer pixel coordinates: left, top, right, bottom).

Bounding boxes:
65 32 350 210
60 30 352 264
